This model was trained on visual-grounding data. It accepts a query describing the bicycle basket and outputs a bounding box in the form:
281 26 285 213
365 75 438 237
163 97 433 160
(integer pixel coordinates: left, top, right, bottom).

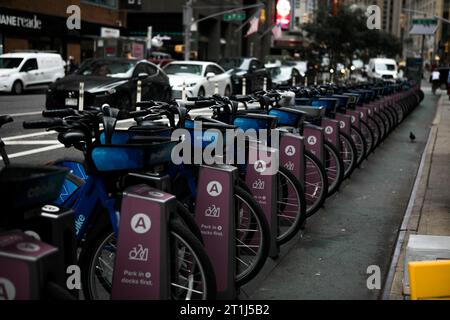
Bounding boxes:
0 165 69 211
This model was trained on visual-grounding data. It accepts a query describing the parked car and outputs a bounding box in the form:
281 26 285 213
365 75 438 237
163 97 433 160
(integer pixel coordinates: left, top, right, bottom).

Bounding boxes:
147 51 174 68
163 61 232 98
0 52 65 94
218 57 272 94
367 58 398 80
265 62 302 87
45 58 171 110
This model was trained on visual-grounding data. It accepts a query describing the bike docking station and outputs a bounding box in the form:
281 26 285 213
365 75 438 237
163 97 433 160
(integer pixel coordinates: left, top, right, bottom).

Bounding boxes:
0 230 59 300
304 124 325 164
245 141 280 259
280 131 305 189
111 184 175 300
322 118 341 153
195 164 237 300
22 205 78 297
335 112 352 137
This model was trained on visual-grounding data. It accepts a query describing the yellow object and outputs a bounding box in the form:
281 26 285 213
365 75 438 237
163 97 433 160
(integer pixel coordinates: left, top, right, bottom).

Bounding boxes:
174 45 184 54
408 260 450 300
260 9 266 24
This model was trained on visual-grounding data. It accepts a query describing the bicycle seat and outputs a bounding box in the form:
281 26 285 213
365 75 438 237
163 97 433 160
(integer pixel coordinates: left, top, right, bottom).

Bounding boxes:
58 131 86 147
0 115 13 128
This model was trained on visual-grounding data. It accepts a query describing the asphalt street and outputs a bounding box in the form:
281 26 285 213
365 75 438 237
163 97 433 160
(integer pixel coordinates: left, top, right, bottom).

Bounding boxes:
243 87 440 300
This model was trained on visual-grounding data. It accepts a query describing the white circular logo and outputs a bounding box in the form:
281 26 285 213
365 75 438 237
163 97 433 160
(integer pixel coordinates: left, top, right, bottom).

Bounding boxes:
285 145 296 156
254 160 267 173
24 230 41 241
360 112 364 118
206 181 222 197
307 136 317 146
16 242 40 253
340 121 346 129
0 278 16 300
42 205 60 213
325 126 334 135
130 214 151 234
148 191 164 198
351 116 356 123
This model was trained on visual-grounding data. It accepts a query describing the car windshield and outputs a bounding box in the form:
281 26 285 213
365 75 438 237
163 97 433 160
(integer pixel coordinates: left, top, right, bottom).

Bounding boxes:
376 63 396 71
267 67 281 78
0 58 23 69
218 58 247 71
77 60 135 78
164 64 203 76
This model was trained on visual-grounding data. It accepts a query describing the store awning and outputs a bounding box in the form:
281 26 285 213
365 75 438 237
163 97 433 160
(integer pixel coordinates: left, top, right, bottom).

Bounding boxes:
409 24 438 35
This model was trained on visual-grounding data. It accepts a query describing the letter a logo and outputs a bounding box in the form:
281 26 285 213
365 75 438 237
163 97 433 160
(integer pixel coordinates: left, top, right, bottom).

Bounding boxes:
207 181 223 197
366 5 381 30
131 213 151 234
0 278 16 300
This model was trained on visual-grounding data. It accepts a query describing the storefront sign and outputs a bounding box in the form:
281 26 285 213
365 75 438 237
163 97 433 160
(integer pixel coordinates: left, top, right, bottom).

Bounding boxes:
132 43 144 59
0 13 42 30
101 27 120 38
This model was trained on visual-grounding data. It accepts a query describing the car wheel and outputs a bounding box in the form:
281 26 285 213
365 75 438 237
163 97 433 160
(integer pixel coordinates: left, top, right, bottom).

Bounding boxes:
12 81 23 95
117 93 132 110
224 85 231 97
198 87 205 97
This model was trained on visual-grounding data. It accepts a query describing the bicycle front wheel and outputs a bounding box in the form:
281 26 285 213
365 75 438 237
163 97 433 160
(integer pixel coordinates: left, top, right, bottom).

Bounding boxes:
324 141 344 197
79 217 217 300
304 150 328 217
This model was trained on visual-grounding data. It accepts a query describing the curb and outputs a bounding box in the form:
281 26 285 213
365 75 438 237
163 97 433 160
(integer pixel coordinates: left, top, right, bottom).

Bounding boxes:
381 95 443 300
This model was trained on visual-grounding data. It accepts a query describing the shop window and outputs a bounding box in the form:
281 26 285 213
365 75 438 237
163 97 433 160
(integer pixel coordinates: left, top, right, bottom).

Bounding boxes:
82 0 118 9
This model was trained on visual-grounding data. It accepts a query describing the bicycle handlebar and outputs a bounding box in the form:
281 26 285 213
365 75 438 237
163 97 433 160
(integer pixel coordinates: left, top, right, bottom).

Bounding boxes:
23 118 63 129
42 109 76 118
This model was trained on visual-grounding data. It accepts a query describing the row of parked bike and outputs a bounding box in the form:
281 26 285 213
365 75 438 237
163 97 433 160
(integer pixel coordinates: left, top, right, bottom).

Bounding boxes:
0 80 424 300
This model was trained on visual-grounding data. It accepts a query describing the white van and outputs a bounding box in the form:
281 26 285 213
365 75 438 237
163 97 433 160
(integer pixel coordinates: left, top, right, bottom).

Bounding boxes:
368 58 398 80
0 52 66 94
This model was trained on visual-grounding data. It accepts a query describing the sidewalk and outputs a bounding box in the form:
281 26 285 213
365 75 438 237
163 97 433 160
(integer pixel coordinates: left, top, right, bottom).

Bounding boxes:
388 93 450 300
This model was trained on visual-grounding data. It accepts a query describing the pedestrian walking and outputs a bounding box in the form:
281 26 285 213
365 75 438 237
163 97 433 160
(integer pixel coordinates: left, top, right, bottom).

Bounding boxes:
431 69 440 95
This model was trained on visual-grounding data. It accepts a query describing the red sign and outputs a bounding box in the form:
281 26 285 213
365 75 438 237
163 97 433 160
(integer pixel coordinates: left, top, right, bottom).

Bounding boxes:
276 0 291 30
132 43 144 60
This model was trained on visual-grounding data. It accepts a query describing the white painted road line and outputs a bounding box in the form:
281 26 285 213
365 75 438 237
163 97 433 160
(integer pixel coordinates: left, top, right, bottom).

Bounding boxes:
7 145 64 159
5 140 59 145
3 131 57 141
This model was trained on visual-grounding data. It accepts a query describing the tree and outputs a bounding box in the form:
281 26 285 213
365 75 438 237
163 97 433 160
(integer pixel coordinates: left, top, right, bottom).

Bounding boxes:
303 5 402 68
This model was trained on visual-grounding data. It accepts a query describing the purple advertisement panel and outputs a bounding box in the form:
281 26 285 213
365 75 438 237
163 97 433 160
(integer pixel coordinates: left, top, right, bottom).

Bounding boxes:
112 185 172 300
322 118 340 150
0 231 57 259
346 110 360 129
304 125 324 163
335 113 351 136
246 145 278 258
195 165 236 299
280 133 305 186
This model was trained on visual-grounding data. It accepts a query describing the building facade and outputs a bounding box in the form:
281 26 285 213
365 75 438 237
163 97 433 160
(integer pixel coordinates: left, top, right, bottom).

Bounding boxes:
126 0 244 61
402 0 450 64
0 0 142 64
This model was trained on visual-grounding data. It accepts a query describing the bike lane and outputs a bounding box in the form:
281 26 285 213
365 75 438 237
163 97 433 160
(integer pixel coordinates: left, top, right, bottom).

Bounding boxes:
242 92 440 300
